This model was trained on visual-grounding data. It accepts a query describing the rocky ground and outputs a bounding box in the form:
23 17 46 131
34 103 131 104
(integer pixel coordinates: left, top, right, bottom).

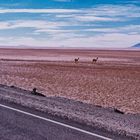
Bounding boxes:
0 48 140 114
0 84 140 139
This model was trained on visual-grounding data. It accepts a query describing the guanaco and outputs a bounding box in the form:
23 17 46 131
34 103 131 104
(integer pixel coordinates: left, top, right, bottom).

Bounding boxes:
74 57 79 63
92 57 98 63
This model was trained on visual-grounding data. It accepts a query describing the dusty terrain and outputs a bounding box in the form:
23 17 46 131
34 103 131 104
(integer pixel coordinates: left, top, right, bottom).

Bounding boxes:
0 85 139 139
0 48 140 114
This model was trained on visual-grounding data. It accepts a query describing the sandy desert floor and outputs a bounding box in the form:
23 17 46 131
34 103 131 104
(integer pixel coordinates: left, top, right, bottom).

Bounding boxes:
0 48 140 114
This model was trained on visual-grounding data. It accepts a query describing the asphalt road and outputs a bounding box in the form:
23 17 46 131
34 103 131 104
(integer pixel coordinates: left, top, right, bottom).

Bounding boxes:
0 100 132 140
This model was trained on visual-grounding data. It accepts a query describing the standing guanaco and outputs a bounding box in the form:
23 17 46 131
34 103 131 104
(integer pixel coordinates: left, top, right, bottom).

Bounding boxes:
74 57 79 63
92 57 98 63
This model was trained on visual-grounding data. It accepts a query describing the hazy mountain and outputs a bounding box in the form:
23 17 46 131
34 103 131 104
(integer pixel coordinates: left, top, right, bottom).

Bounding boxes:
132 43 140 48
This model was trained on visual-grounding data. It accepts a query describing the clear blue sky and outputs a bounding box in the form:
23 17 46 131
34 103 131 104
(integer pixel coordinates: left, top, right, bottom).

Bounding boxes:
0 0 140 48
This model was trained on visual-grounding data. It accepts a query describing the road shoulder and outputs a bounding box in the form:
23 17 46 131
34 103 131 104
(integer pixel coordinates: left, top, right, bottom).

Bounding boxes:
0 84 139 139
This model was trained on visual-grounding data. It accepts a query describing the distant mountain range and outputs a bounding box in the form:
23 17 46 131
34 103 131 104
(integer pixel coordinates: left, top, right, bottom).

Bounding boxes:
132 43 140 48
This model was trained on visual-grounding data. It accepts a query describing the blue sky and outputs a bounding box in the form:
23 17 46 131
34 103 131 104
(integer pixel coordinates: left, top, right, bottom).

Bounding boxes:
0 0 140 48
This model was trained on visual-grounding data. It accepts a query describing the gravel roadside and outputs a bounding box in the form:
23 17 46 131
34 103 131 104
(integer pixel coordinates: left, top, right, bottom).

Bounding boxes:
0 84 139 140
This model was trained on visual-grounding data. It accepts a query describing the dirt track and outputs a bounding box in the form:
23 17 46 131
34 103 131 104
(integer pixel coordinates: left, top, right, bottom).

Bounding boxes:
0 48 140 113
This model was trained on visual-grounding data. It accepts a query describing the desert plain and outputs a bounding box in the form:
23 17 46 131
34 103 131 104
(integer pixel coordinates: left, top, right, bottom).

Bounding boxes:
0 48 140 114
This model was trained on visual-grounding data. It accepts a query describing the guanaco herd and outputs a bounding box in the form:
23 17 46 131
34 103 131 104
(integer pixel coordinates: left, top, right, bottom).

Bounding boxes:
74 57 98 63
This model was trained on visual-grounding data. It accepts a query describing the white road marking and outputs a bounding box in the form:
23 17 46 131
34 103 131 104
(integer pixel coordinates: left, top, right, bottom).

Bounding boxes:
0 103 112 140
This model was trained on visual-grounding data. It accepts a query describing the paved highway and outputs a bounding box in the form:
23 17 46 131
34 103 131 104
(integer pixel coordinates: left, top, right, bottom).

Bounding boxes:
0 100 131 140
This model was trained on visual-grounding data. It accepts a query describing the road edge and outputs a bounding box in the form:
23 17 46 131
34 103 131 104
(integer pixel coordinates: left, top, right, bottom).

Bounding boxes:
0 85 139 140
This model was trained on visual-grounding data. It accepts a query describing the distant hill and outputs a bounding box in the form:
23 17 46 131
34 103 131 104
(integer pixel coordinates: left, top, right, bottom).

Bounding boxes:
132 43 140 48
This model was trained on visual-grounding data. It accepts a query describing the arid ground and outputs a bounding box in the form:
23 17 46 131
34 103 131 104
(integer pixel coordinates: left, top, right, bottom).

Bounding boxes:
0 48 140 114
